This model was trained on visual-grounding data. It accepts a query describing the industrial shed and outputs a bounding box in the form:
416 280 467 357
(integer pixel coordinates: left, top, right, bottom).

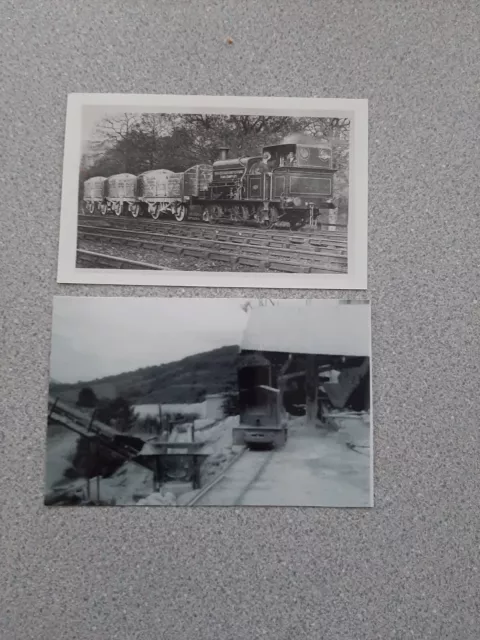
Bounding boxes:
240 301 370 358
238 302 371 425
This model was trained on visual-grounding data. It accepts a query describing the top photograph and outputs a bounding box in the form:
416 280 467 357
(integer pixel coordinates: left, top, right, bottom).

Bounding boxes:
57 95 368 289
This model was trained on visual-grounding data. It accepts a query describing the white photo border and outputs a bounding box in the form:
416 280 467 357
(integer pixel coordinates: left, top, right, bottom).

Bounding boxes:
57 94 368 289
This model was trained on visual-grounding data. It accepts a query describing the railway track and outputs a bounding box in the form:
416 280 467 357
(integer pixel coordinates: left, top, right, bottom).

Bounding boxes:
188 448 275 506
78 218 348 274
79 212 347 235
76 249 172 270
80 214 348 244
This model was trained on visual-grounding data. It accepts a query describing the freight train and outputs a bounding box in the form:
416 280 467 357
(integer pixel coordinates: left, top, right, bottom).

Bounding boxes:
82 140 337 230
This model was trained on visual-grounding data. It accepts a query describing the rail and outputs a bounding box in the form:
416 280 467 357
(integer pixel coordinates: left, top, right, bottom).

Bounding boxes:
186 446 247 506
76 249 172 270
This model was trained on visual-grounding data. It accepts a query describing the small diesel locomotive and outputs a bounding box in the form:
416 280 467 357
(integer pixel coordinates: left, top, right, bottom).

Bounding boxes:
82 139 337 230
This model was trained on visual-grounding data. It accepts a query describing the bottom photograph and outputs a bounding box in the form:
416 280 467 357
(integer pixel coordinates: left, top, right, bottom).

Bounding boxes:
45 297 373 507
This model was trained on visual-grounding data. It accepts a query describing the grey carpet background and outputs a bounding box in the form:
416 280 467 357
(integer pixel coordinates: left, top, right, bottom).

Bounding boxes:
1 0 479 638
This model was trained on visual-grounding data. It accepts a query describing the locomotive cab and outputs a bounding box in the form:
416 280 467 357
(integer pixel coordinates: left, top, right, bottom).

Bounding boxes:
261 142 337 224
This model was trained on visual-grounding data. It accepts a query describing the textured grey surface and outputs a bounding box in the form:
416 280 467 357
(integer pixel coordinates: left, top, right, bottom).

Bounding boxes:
1 0 479 638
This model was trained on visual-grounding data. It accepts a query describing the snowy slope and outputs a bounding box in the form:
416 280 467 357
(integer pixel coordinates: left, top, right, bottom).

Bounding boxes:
134 402 207 419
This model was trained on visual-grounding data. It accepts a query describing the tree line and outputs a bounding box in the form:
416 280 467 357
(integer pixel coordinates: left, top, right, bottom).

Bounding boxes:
80 113 350 202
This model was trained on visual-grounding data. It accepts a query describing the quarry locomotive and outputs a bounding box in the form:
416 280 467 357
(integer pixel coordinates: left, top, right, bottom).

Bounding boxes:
82 140 337 229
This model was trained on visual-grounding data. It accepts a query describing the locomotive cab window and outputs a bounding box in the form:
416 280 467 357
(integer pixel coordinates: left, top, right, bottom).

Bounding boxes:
263 144 296 169
289 175 332 196
296 145 332 168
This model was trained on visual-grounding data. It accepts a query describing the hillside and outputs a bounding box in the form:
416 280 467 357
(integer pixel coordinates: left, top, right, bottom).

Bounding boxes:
49 345 240 405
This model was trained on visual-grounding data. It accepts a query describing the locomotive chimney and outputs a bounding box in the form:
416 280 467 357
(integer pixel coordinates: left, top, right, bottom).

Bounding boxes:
218 146 229 161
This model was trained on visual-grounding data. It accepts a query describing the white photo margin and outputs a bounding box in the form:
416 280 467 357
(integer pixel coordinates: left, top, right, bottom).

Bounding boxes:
57 94 368 289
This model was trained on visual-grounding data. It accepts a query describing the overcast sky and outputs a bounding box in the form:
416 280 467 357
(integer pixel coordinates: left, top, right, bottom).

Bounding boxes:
50 297 251 383
49 298 362 384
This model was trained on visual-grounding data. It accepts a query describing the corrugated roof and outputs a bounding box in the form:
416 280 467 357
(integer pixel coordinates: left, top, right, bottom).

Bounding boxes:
240 302 370 357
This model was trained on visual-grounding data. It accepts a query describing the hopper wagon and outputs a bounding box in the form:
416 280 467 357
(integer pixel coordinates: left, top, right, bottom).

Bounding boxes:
82 176 107 214
103 173 138 216
135 164 212 221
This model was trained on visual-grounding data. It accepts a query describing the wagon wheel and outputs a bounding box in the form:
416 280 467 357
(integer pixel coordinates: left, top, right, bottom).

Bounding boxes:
100 203 108 216
174 203 187 222
113 201 122 217
151 204 161 220
92 202 99 215
130 203 141 218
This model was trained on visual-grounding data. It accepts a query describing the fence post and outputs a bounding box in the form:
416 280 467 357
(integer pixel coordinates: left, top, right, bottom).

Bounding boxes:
156 404 164 436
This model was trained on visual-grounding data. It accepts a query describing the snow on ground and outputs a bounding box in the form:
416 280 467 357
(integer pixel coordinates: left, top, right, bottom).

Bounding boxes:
134 402 206 419
45 427 154 504
93 463 153 505
45 413 244 506
194 413 372 507
195 417 243 489
192 449 272 506
326 410 371 450
193 418 216 430
136 415 242 506
136 490 176 506
45 431 80 492
133 404 160 419
238 418 371 507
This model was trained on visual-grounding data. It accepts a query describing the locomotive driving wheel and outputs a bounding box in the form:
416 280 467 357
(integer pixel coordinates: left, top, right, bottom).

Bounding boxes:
202 205 220 224
229 205 239 222
254 205 269 226
174 203 187 222
268 205 280 227
241 205 250 221
289 219 304 232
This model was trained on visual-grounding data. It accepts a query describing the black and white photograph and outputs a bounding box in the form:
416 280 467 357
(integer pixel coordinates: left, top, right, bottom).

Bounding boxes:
45 297 373 507
58 94 368 289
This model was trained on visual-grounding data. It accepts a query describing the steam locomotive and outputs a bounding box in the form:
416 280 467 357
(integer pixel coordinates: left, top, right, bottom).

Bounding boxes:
82 140 337 230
